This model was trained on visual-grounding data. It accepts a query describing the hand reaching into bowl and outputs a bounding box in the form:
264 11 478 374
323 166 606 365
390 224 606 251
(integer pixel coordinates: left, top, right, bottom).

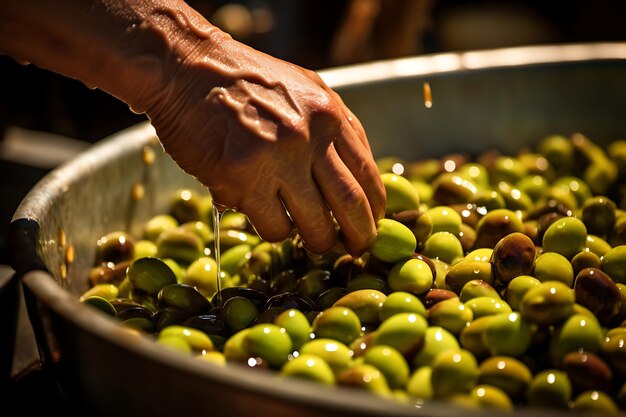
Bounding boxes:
0 0 386 256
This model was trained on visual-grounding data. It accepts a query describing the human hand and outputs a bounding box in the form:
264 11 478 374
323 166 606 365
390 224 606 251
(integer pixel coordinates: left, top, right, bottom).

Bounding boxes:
146 32 386 257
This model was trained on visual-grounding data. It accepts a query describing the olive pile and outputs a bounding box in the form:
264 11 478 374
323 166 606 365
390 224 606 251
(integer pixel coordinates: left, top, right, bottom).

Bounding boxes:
81 132 626 413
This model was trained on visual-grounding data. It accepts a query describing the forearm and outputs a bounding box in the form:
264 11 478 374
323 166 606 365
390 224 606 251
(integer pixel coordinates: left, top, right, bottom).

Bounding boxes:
0 0 224 112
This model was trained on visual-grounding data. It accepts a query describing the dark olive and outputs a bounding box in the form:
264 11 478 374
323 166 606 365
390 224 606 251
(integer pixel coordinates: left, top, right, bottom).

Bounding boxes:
562 351 613 395
490 232 536 284
96 231 136 264
581 196 617 237
574 267 623 326
158 283 212 315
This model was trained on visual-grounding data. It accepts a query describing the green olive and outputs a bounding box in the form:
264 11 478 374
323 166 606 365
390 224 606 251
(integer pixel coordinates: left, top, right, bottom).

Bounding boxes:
127 257 177 295
362 345 409 389
81 295 117 317
504 275 541 311
422 232 464 264
369 218 417 263
387 258 433 295
482 312 531 357
280 354 336 385
470 385 513 410
490 156 528 185
337 363 391 397
464 297 512 320
426 206 463 235
412 325 459 368
381 173 421 215
459 279 500 302
600 327 626 377
406 366 433 399
156 227 204 265
311 306 362 346
332 289 386 326
520 281 575 326
183 256 221 299
585 234 612 257
143 214 179 242
533 252 574 286
431 349 478 398
478 356 533 400
244 323 292 368
378 291 426 322
445 260 494 294
223 296 259 332
373 312 427 357
542 216 588 259
158 325 214 353
157 283 211 315
79 284 119 302
133 239 158 260
390 209 433 245
299 338 353 374
428 297 473 335
274 308 312 350
571 390 619 414
526 369 572 408
601 245 626 284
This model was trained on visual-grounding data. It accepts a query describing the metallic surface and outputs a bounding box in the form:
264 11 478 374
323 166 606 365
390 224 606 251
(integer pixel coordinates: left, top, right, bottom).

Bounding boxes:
8 43 626 417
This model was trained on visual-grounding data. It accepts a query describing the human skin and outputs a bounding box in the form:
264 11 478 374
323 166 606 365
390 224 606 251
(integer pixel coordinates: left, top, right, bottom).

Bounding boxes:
0 0 386 256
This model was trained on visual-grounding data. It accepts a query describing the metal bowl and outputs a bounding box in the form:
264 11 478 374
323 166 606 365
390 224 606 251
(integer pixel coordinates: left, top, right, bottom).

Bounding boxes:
9 42 626 417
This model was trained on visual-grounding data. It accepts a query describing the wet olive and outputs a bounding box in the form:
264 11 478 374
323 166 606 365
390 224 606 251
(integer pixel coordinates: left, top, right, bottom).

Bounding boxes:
571 390 619 414
184 256 220 299
520 281 575 326
143 214 179 242
470 385 513 410
373 312 427 357
333 289 386 326
562 351 613 394
389 209 434 246
387 258 433 295
156 227 204 265
96 231 135 264
378 291 426 322
412 326 459 368
80 283 119 302
490 232 536 283
299 338 353 374
542 216 588 260
157 283 211 315
430 349 478 398
526 369 572 408
369 218 417 264
427 297 473 336
601 245 626 284
381 173 421 215
222 296 259 332
81 295 117 317
574 267 623 326
533 252 574 287
459 279 500 303
422 232 464 264
280 354 336 385
244 323 292 368
362 345 410 389
474 209 524 249
406 366 433 400
127 257 177 295
464 297 512 320
570 251 602 277
337 363 391 397
432 173 478 206
445 260 494 294
477 356 533 400
426 206 463 236
311 306 362 346
274 308 311 350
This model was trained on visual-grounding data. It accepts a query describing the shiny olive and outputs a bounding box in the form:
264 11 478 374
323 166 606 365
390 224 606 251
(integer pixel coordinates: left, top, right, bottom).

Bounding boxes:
496 181 534 212
412 326 459 368
562 351 613 394
299 338 353 374
179 221 213 246
600 327 626 377
390 209 433 246
520 281 575 326
311 306 362 346
422 232 464 264
550 314 603 364
459 279 500 303
526 369 572 408
571 390 619 414
585 234 612 257
533 252 574 287
571 250 602 277
127 257 177 295
337 363 391 398
490 156 528 185
470 189 506 212
456 162 490 188
458 315 494 359
445 260 494 294
601 245 626 284
381 173 421 215
373 312 427 357
280 354 336 385
430 349 478 398
378 291 426 322
478 356 533 401
427 297 473 336
542 216 588 260
422 288 457 309
133 239 158 260
581 195 617 237
432 173 478 206
333 289 386 326
143 214 179 242
222 296 259 332
464 297 512 320
574 267 623 326
426 206 463 236
504 275 541 311
471 385 513 410
169 188 203 224
184 256 221 299
156 227 204 265
81 295 117 317
96 231 135 264
369 218 416 264
490 232 536 283
387 258 433 295
406 366 434 400
79 283 119 302
158 325 214 353
482 312 531 357
274 309 311 350
244 323 292 368
362 345 410 389
516 174 550 202
474 209 524 249
157 283 211 315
